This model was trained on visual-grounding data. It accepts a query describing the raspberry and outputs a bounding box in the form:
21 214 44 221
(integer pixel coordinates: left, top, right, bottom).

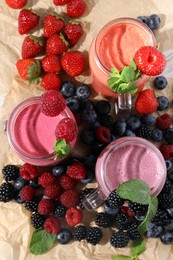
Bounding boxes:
38 172 56 187
73 225 87 241
60 190 79 208
156 114 172 130
19 185 35 201
20 163 38 181
44 183 62 199
96 126 111 143
55 118 78 143
41 90 66 117
66 161 86 180
2 164 19 182
159 143 173 159
37 199 55 215
44 216 61 234
65 207 83 226
59 174 77 190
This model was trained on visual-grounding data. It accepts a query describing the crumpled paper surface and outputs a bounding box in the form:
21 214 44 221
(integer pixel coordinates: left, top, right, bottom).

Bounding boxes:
0 0 173 259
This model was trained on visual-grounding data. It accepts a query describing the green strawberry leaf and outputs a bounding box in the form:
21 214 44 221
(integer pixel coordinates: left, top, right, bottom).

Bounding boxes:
30 228 56 255
131 238 146 256
113 256 136 260
53 139 71 159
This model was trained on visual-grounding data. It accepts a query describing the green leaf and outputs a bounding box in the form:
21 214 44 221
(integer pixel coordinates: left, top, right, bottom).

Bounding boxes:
131 238 146 256
120 66 135 82
113 256 135 260
117 82 138 94
138 196 158 234
107 76 121 89
53 139 71 159
130 59 137 70
109 67 120 77
116 179 151 205
30 229 56 255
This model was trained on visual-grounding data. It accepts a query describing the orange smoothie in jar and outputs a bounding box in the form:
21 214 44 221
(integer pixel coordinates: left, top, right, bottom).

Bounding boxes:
89 18 156 99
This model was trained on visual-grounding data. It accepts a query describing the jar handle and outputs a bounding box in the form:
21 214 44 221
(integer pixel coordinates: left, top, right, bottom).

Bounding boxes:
115 93 132 119
82 188 106 211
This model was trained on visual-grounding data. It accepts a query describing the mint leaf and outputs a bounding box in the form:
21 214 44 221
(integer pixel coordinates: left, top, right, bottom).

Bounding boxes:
117 82 138 94
30 229 56 255
107 77 121 89
53 139 71 159
131 238 146 256
130 59 137 70
138 196 158 234
109 67 120 76
113 256 135 260
120 66 135 82
116 179 151 205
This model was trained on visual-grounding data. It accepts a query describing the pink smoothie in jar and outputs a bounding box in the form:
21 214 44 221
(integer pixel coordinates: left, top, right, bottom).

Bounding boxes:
6 96 77 166
89 18 156 99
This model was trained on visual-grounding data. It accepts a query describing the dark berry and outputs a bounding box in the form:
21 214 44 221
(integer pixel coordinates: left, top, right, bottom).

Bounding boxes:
54 203 67 218
95 212 113 228
157 96 169 111
146 223 164 238
126 115 141 131
56 228 73 244
152 209 171 225
81 154 96 171
13 177 28 190
168 170 173 183
80 129 95 145
0 182 15 202
164 128 173 144
160 231 173 245
123 129 136 137
95 100 111 115
154 76 167 90
52 164 67 177
24 198 39 212
81 100 94 111
73 225 87 241
61 81 76 98
141 114 156 125
91 142 106 156
2 164 19 182
103 200 119 216
82 108 97 124
128 222 141 240
107 190 124 208
137 125 152 139
29 178 41 189
113 119 126 136
86 227 102 245
158 192 173 209
76 84 91 100
30 212 45 229
128 202 148 218
165 160 173 172
80 169 94 184
137 16 149 26
148 14 161 30
66 97 80 113
14 193 25 204
110 231 130 248
114 213 131 230
151 128 163 142
99 114 114 128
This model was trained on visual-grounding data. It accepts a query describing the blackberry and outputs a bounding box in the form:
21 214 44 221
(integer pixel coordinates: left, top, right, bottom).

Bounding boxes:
24 198 39 212
99 114 114 128
95 212 113 228
86 227 103 245
30 212 45 229
0 182 15 202
110 231 130 248
54 203 67 218
158 192 173 209
152 209 171 225
114 213 131 230
107 190 124 208
137 125 152 139
73 225 87 241
2 164 19 182
128 202 148 217
128 222 141 240
78 188 94 209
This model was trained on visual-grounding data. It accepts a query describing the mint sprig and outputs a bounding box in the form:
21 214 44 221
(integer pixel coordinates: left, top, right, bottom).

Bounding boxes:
107 60 141 94
53 138 71 159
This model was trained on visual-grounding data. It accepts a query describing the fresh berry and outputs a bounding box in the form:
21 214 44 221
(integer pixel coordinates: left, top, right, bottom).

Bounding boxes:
19 185 35 201
158 192 173 209
43 13 65 38
80 129 95 145
103 201 119 216
80 169 94 184
81 154 96 171
41 90 66 117
141 114 156 126
44 183 62 199
64 21 83 47
61 51 86 77
123 129 136 137
37 199 55 215
146 222 164 238
0 182 15 202
157 96 169 111
42 54 61 73
59 174 77 190
2 164 19 182
151 128 163 142
152 209 171 225
137 125 152 139
78 188 94 209
46 33 68 55
95 100 111 115
66 97 80 113
61 81 76 98
128 201 148 219
160 231 173 245
156 113 172 130
44 216 61 234
67 0 86 18
13 177 28 190
148 14 161 30
5 0 27 9
54 203 67 218
113 119 126 136
99 114 114 128
20 163 38 181
54 0 71 5
82 108 97 124
96 127 111 143
56 228 73 244
110 231 130 248
154 76 168 90
126 115 141 131
30 212 45 229
65 207 83 226
73 225 87 241
52 164 67 177
41 73 61 91
55 118 78 143
86 227 103 245
29 178 41 189
22 35 44 59
164 128 173 144
81 100 94 111
128 222 141 240
159 143 173 159
114 213 131 230
136 16 149 26
60 190 79 208
24 198 39 212
134 46 166 76
135 89 158 115
107 190 124 208
66 161 86 180
165 159 173 172
95 212 113 228
16 58 41 81
18 9 40 35
76 84 91 100
38 172 56 187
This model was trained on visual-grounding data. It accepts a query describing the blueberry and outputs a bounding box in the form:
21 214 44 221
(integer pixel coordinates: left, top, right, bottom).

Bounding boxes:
66 97 80 113
91 142 106 156
61 81 76 98
52 164 67 177
81 154 96 171
137 16 149 26
164 128 173 144
160 231 173 245
141 114 156 126
148 14 161 30
166 208 173 218
103 200 119 216
126 115 141 131
151 128 163 141
95 100 111 115
56 229 73 244
123 129 136 137
91 121 101 129
168 170 173 183
165 159 173 172
80 129 95 145
82 108 97 124
13 177 28 190
76 84 91 100
81 169 94 184
14 193 25 204
146 223 164 238
113 119 126 136
81 100 94 111
157 96 169 111
154 76 168 90
29 178 41 189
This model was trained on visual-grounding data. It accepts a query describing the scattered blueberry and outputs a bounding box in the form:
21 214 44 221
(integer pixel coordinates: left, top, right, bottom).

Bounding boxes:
113 119 126 136
81 154 96 171
165 159 173 172
94 100 111 115
148 14 161 30
66 97 80 113
157 96 169 111
81 169 94 184
82 108 97 124
151 128 163 141
81 100 94 110
160 231 173 245
56 229 73 244
52 164 67 177
76 84 91 100
137 16 149 26
61 81 76 98
80 129 95 145
154 76 168 90
141 114 156 126
164 128 173 144
29 178 41 189
123 129 136 137
103 200 119 216
91 120 101 129
126 115 141 131
91 142 106 156
146 223 164 238
14 193 25 204
13 177 28 190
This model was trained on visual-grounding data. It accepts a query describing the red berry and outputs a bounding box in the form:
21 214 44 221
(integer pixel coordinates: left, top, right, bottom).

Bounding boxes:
5 0 27 9
65 207 83 226
46 33 68 55
159 143 173 159
43 13 65 38
16 58 41 81
60 190 79 208
156 113 172 130
38 172 56 187
44 183 62 199
22 35 44 59
135 89 158 115
134 46 166 76
18 9 40 35
96 127 111 143
66 161 86 180
20 163 38 181
41 90 66 117
37 199 55 215
53 0 71 5
59 174 77 190
19 185 35 201
42 54 61 73
55 118 78 143
64 21 83 47
44 216 61 234
67 0 86 18
41 73 61 91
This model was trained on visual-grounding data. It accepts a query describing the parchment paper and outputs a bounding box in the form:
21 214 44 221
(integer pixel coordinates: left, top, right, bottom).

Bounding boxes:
0 0 173 259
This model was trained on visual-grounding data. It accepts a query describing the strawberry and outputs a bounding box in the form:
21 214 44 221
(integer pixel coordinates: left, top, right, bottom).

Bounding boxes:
5 0 27 9
42 54 61 73
43 13 65 38
156 113 172 130
66 161 86 180
135 89 158 115
22 35 44 59
61 51 86 77
65 207 83 226
44 216 61 234
60 190 79 208
16 58 41 82
46 33 68 55
67 0 86 18
134 46 166 76
53 0 71 5
20 163 38 181
19 185 35 201
64 21 83 47
41 73 61 91
55 118 78 143
18 9 40 35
